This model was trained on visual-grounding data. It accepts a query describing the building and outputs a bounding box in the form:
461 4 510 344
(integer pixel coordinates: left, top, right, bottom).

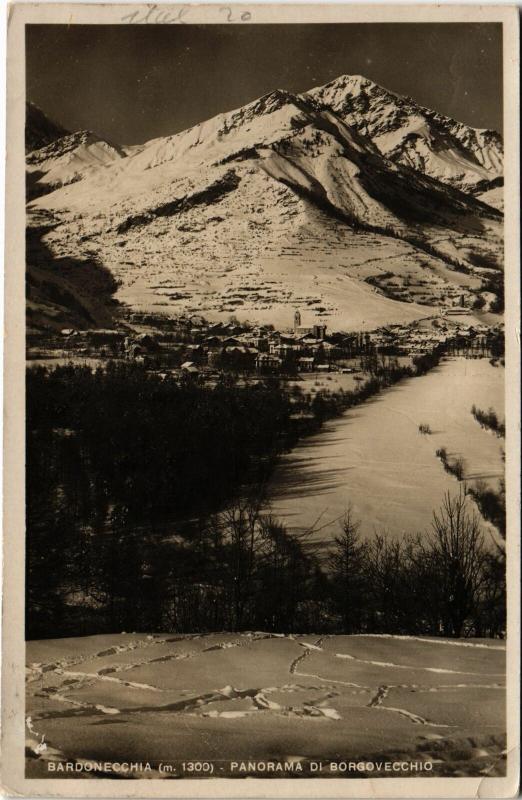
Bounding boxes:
298 357 315 372
181 361 199 374
292 310 327 340
256 353 282 373
312 324 327 341
185 344 205 364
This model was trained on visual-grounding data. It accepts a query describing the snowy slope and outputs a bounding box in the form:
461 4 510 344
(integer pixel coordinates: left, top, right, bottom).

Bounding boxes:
477 185 504 212
26 632 506 779
309 75 503 194
27 130 127 200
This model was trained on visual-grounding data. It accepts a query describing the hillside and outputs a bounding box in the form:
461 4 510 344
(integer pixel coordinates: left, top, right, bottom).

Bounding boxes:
26 214 119 333
27 130 127 201
477 183 504 212
26 78 504 331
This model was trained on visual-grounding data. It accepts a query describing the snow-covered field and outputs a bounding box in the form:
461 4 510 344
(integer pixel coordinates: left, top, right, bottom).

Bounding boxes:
26 632 506 779
269 358 505 547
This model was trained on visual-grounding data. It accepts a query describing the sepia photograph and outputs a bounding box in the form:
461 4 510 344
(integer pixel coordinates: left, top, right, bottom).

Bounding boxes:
1 3 520 796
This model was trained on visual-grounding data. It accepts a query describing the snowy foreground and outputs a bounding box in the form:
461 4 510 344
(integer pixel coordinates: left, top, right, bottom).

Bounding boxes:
26 632 506 779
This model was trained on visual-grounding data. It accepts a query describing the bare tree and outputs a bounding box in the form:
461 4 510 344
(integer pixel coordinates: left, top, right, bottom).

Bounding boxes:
365 533 410 633
425 490 488 637
219 496 265 630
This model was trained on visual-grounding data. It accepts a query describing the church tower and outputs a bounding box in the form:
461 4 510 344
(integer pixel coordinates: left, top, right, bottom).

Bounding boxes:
294 309 301 332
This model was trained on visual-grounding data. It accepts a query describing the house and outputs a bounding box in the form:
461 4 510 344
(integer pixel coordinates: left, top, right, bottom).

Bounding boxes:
181 361 199 374
274 343 301 358
225 323 243 335
298 357 315 372
135 333 159 352
256 353 282 373
243 333 269 351
321 341 337 353
207 350 223 368
205 335 223 348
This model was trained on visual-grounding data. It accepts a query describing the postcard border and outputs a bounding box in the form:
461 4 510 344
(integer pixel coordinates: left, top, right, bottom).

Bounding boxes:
2 4 520 798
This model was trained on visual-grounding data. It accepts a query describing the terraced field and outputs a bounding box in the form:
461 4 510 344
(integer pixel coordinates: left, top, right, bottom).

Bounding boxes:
26 632 506 779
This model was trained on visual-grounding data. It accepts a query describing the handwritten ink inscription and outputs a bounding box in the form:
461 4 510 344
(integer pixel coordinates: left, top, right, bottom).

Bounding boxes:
121 4 252 24
220 7 252 22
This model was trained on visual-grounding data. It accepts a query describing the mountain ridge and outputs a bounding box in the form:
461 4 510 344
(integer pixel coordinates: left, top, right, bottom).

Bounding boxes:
26 75 504 332
26 129 128 201
308 75 502 194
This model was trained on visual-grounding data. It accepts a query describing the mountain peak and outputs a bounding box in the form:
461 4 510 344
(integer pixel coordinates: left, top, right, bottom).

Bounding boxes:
26 127 128 201
322 73 373 87
310 73 381 99
262 88 294 101
27 129 127 166
208 87 318 143
308 73 503 192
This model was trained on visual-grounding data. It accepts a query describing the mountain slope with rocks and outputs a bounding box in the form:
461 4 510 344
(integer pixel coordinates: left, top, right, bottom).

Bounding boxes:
26 215 120 333
309 75 503 196
26 77 504 332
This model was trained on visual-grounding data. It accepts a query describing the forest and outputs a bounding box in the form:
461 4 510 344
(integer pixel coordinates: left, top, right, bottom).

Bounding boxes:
26 360 505 640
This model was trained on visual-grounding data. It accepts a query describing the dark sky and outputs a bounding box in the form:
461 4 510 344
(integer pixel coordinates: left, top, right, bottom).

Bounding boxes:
26 23 503 145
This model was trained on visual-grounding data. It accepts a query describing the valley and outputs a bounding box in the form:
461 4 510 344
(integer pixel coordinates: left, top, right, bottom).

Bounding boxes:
25 72 507 643
269 357 505 549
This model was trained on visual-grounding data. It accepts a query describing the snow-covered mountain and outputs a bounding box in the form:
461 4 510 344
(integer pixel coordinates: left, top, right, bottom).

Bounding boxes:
27 130 127 200
26 77 504 331
309 75 503 195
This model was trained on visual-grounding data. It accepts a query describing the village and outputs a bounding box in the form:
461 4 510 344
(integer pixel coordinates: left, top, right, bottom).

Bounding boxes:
27 307 504 377
27 304 504 379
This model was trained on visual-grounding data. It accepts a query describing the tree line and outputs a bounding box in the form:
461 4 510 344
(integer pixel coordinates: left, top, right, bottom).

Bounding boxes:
26 358 504 640
26 484 505 640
